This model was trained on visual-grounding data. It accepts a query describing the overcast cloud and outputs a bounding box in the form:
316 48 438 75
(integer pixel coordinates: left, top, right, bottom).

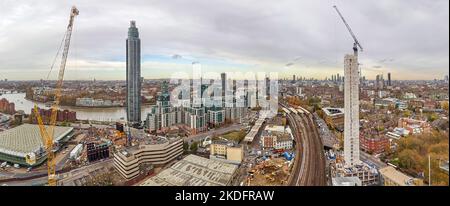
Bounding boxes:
0 0 448 80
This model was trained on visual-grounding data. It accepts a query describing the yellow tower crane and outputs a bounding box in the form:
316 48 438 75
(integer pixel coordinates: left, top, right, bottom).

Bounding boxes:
33 6 79 186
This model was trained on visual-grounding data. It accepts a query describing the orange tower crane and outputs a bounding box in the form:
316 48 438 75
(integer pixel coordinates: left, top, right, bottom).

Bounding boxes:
34 6 79 186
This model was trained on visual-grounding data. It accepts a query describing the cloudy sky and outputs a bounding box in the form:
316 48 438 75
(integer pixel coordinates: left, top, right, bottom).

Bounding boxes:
0 0 448 80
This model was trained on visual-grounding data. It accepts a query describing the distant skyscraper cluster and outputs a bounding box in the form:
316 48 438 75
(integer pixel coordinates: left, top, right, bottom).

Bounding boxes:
331 73 344 83
126 20 142 126
375 74 385 89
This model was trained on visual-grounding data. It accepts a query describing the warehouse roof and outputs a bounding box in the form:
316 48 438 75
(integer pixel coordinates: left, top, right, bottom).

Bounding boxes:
140 154 238 186
0 124 73 157
379 166 415 186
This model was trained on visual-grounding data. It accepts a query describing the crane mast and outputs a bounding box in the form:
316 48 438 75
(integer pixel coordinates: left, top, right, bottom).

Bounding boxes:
333 5 363 56
34 6 79 186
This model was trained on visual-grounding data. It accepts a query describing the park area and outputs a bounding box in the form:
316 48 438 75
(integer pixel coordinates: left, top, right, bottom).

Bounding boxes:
217 130 247 143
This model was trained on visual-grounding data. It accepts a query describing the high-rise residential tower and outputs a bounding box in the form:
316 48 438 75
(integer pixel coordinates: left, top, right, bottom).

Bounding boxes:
344 53 360 167
126 20 141 125
221 72 226 97
387 73 391 86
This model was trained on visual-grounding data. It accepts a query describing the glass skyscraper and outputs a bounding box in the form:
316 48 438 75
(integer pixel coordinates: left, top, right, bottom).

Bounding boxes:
126 21 141 125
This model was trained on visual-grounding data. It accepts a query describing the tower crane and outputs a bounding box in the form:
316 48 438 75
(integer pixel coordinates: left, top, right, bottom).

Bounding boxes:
33 6 79 186
333 5 363 56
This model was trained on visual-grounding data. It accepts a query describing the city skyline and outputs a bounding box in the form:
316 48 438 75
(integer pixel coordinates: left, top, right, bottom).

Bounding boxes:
0 0 448 190
0 0 449 81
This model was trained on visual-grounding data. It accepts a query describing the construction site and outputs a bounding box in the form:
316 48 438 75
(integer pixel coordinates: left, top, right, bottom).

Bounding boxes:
246 156 293 186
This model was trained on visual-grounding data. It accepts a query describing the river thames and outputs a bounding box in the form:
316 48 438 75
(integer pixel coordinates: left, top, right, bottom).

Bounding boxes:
1 93 153 122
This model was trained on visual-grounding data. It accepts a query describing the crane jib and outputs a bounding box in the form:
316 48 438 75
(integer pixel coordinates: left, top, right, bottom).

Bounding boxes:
33 5 79 186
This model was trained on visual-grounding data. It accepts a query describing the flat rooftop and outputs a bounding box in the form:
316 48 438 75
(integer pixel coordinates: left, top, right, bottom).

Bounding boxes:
121 135 180 154
332 177 362 186
379 166 415 186
140 154 238 186
0 124 73 157
322 107 344 116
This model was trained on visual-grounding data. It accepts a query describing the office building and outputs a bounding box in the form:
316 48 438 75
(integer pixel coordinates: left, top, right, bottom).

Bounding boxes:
114 136 183 180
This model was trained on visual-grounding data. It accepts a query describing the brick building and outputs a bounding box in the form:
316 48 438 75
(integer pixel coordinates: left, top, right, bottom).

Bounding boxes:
360 135 389 155
0 98 15 114
30 107 77 124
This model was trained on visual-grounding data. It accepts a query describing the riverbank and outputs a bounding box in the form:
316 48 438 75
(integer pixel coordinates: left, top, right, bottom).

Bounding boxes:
2 93 152 121
24 96 154 109
24 96 126 109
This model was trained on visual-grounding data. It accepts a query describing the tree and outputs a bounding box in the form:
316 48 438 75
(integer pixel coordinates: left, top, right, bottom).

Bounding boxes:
427 113 439 122
441 101 449 111
397 149 422 171
402 110 411 117
316 110 324 119
281 118 287 126
190 142 199 153
183 142 189 152
394 131 449 185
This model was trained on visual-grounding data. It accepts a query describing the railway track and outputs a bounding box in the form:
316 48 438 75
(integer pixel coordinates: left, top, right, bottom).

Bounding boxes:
284 104 326 186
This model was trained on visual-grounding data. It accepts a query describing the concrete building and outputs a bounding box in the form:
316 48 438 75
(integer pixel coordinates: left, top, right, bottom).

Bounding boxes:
209 140 244 165
338 164 379 186
113 136 183 180
344 54 360 167
140 155 238 186
126 20 142 125
322 107 344 131
379 166 420 186
332 177 362 186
